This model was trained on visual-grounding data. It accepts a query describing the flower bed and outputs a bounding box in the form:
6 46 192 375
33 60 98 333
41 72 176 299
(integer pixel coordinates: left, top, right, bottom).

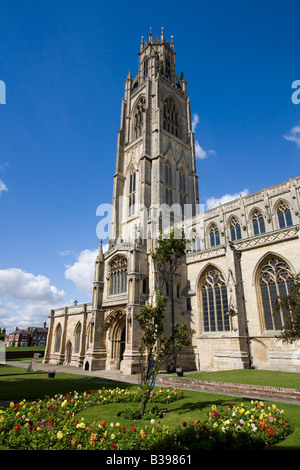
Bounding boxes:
0 387 293 450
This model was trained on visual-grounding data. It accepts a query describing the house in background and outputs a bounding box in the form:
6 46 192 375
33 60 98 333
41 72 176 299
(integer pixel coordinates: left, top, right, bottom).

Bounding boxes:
6 327 31 347
5 322 48 347
27 322 48 347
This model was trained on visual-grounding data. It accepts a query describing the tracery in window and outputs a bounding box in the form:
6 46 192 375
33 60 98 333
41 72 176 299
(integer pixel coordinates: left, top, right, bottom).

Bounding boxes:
163 97 179 137
229 216 242 241
209 223 220 247
277 201 293 228
134 97 146 139
201 267 230 332
258 256 293 330
109 255 128 295
251 209 265 235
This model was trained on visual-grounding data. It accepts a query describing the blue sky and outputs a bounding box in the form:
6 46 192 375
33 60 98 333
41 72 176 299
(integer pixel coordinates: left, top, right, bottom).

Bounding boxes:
0 0 299 333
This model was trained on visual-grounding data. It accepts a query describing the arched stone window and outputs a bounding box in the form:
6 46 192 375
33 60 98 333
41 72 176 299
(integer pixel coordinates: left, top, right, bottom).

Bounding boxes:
74 322 81 354
276 201 293 228
109 255 128 295
229 216 242 241
165 160 172 187
179 168 186 193
165 187 173 205
251 209 265 235
165 58 171 80
209 223 220 247
143 58 148 79
258 256 294 330
128 169 136 216
163 97 179 137
54 324 62 353
200 267 230 332
133 97 146 139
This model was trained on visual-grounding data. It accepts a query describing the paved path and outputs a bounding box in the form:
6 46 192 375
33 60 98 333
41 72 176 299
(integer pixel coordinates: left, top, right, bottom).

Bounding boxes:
3 360 141 384
2 361 299 405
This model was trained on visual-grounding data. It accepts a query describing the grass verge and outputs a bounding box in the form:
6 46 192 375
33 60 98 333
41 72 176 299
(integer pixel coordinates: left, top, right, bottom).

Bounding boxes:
0 365 299 450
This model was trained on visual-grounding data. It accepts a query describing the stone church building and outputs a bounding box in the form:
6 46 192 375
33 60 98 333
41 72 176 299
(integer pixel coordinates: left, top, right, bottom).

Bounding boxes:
44 31 300 374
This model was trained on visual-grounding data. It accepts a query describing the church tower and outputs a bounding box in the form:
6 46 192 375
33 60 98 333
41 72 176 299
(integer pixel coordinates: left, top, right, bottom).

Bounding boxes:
110 28 199 243
95 30 200 374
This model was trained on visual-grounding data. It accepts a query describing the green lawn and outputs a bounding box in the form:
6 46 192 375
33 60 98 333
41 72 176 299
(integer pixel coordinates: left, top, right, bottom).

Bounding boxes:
0 364 299 450
186 369 300 389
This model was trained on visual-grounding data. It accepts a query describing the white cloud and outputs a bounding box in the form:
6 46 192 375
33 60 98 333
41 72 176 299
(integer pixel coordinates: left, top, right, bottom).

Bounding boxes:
283 125 300 146
0 268 65 302
58 249 78 257
195 141 208 159
0 268 66 333
192 113 199 132
64 248 98 296
64 244 109 296
0 179 8 195
206 188 249 210
192 113 216 160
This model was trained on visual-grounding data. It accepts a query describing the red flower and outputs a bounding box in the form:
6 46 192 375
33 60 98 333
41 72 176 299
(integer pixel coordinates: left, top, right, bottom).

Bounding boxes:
182 422 187 427
268 428 275 436
112 443 117 450
14 425 19 431
228 404 233 409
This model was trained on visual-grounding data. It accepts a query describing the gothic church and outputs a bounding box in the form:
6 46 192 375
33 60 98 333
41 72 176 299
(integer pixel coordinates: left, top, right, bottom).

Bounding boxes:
44 31 300 374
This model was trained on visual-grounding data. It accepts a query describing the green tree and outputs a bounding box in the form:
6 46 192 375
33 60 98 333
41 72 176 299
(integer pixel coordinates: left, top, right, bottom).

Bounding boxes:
135 228 194 417
274 272 300 343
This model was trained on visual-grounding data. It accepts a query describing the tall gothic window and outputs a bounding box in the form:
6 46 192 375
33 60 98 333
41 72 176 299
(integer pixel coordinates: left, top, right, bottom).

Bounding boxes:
258 256 294 330
74 323 81 354
165 58 171 80
109 255 128 295
201 267 230 332
163 97 179 137
165 187 173 205
179 168 186 193
229 216 242 241
252 209 265 235
143 58 148 80
128 170 136 216
134 97 146 139
277 201 293 228
165 160 172 186
209 224 220 247
54 324 62 353
192 237 201 252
